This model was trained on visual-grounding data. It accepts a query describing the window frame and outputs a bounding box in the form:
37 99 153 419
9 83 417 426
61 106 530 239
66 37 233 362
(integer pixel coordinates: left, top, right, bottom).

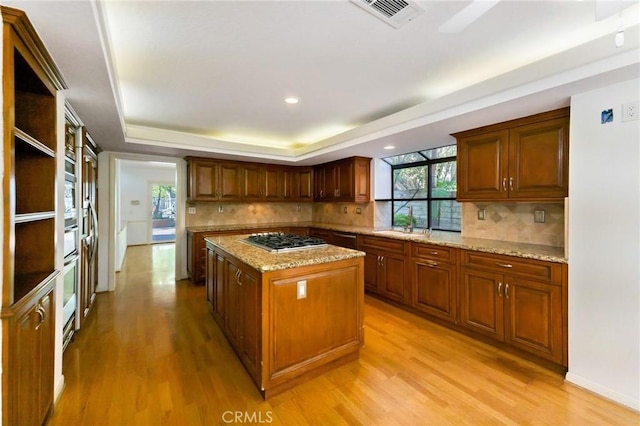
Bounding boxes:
385 147 460 232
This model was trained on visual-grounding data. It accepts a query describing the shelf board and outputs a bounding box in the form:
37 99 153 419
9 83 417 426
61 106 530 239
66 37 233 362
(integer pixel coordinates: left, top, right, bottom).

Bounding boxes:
14 127 55 158
15 211 56 224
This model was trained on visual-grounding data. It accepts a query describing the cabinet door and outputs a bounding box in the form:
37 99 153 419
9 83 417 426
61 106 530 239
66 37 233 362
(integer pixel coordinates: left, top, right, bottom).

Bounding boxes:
363 252 379 294
298 168 314 200
324 164 338 199
459 268 504 341
354 158 370 203
225 261 241 344
13 290 54 426
336 160 353 200
213 253 226 325
206 248 215 310
219 163 242 200
239 269 260 381
189 160 219 200
504 277 563 363
413 260 456 323
508 117 569 199
263 167 283 201
313 166 326 201
241 164 262 200
457 130 509 201
378 255 405 303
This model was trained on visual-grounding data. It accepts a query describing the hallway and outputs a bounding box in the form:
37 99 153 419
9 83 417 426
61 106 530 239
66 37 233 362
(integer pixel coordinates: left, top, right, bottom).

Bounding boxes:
47 244 639 425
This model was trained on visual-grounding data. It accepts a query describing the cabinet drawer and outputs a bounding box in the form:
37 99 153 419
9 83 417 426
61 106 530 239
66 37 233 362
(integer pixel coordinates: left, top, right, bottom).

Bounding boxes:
358 235 407 256
461 250 562 284
412 243 456 264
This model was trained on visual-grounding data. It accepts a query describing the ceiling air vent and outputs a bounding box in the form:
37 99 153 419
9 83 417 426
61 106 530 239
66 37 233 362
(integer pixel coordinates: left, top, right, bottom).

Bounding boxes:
350 0 424 28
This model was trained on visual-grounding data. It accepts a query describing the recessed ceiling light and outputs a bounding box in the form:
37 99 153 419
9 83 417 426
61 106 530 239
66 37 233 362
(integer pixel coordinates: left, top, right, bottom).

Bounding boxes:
284 97 299 104
384 145 395 150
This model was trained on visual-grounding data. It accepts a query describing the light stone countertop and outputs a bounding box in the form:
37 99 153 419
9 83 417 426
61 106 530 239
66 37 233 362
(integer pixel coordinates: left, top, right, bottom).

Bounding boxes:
192 222 567 264
204 234 365 273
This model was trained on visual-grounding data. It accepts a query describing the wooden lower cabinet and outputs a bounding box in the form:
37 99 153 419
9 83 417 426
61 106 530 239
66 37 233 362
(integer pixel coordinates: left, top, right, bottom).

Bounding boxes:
459 250 565 365
205 240 364 398
413 260 457 323
411 243 458 324
459 268 505 339
4 282 55 426
359 235 409 303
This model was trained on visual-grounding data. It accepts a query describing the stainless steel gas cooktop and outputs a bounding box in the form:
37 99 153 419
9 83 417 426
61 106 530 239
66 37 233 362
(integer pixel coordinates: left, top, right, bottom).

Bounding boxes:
242 232 327 253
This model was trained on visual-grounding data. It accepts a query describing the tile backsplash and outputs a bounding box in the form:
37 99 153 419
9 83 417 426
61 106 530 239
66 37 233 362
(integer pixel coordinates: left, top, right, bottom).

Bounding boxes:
186 202 312 227
462 202 565 247
312 203 374 227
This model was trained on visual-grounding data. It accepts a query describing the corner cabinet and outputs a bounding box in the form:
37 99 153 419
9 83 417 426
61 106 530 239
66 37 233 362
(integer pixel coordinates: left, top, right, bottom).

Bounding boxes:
1 6 67 426
314 157 371 203
455 108 569 201
358 235 409 303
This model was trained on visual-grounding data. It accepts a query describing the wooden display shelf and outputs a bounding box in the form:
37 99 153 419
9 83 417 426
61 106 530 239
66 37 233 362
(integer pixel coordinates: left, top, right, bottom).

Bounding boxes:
14 127 55 157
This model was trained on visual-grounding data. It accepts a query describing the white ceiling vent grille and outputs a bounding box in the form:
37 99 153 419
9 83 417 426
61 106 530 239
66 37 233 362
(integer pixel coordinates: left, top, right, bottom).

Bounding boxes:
350 0 424 28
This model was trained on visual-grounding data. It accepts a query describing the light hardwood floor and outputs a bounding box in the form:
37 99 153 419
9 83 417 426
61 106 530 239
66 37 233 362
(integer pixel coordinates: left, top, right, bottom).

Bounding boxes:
48 244 639 425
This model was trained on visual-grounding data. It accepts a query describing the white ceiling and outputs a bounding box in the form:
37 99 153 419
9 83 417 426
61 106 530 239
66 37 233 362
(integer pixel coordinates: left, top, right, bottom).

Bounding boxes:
5 0 640 165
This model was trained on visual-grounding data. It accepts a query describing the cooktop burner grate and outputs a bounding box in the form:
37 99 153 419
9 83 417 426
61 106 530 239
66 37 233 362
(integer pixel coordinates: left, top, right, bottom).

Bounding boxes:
242 232 327 253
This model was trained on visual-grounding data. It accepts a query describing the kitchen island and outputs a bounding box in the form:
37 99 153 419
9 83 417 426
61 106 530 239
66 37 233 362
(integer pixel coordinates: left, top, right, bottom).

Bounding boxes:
204 234 365 398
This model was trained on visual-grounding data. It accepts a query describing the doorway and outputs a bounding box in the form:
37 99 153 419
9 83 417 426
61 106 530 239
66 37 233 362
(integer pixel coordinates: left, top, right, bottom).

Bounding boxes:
151 183 176 243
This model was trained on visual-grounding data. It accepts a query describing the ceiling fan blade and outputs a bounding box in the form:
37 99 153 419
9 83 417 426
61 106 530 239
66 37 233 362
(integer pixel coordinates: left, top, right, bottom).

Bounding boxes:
438 0 502 33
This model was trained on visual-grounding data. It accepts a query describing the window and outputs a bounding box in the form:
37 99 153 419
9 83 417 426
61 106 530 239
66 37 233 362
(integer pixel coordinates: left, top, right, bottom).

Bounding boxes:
383 145 461 232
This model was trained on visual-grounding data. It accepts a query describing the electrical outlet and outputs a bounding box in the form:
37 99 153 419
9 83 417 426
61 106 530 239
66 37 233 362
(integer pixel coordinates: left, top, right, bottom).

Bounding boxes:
296 280 307 299
218 205 224 214
187 207 196 214
622 102 639 122
343 206 348 214
477 209 485 220
534 209 546 223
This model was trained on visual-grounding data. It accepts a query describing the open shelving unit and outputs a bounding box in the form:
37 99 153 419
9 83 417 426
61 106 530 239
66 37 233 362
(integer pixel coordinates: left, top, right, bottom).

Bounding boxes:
1 5 67 426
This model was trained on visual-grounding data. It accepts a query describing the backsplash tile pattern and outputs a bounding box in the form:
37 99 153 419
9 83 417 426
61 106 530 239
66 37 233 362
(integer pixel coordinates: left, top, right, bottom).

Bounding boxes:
462 202 565 247
186 202 312 227
312 203 374 227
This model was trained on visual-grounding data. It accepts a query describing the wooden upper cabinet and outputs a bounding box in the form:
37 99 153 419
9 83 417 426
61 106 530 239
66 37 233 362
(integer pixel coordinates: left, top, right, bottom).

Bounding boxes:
314 157 371 203
283 167 313 201
508 117 569 199
454 108 569 201
187 158 242 201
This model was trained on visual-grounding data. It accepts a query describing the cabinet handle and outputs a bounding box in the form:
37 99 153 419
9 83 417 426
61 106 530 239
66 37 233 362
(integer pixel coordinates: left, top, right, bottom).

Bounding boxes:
320 190 324 198
502 178 507 191
376 255 380 266
505 283 510 299
429 251 438 255
35 305 45 330
509 177 514 191
426 260 438 268
495 262 513 268
336 189 340 197
497 282 503 296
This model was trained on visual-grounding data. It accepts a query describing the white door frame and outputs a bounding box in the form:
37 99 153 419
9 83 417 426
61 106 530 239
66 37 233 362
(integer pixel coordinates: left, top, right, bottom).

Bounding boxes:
97 152 187 292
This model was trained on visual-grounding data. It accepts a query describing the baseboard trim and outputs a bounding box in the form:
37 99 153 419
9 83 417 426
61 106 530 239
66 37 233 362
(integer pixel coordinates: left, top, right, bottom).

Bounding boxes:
565 372 639 412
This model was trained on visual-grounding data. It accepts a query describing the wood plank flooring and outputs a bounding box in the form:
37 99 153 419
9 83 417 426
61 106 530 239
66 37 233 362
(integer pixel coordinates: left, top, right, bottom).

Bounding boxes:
48 244 639 425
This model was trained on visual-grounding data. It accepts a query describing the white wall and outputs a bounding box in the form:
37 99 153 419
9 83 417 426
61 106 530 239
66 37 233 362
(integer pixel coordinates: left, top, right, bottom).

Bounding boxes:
566 78 640 411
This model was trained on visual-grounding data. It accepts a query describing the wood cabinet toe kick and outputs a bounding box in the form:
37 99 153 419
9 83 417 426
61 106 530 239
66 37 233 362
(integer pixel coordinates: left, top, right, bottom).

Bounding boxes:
205 236 365 399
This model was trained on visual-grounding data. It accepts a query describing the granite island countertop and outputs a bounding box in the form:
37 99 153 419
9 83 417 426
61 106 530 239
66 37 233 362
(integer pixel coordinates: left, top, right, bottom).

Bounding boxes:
192 222 567 264
204 234 365 273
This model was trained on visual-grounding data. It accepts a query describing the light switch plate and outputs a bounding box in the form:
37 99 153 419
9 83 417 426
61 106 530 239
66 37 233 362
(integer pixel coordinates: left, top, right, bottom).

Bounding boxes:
187 207 196 214
534 209 546 223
